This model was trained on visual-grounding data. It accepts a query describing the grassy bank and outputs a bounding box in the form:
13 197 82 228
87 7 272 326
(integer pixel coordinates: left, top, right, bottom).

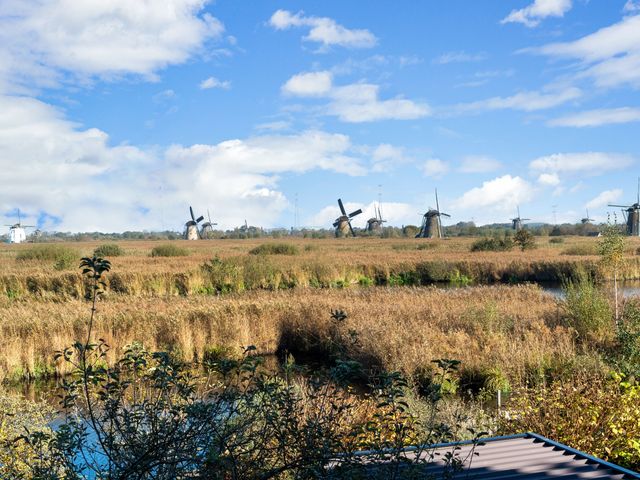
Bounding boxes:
3 237 640 299
0 285 587 387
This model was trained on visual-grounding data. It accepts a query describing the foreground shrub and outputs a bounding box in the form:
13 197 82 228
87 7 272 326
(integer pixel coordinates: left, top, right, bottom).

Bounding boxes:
548 237 565 244
0 392 55 478
513 229 536 251
249 242 300 255
470 236 513 252
150 243 189 257
16 244 78 271
499 375 640 470
93 243 124 257
562 273 612 344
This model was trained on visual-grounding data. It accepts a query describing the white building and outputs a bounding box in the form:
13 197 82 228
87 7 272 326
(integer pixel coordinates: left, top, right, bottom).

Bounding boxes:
8 225 27 243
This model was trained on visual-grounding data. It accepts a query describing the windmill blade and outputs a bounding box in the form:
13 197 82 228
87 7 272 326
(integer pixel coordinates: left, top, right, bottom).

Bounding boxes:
637 176 639 205
207 209 212 223
435 189 441 214
338 198 347 216
332 220 340 227
189 206 196 222
348 208 362 218
521 218 531 221
195 216 204 224
517 206 521 219
609 204 632 208
440 213 451 218
347 219 356 237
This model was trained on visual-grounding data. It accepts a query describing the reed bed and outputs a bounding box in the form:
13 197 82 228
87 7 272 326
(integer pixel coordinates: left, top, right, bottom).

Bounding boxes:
0 285 579 387
2 237 640 300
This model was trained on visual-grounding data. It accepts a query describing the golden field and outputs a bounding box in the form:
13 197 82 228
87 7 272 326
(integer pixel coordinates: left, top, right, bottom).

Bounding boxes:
0 236 623 382
1 236 640 300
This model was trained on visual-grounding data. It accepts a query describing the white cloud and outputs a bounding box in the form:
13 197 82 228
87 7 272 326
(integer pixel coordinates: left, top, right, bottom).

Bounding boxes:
255 120 292 132
281 71 430 122
502 0 572 27
533 15 640 89
371 144 408 172
586 189 623 209
548 107 640 127
537 173 561 186
0 0 224 92
421 159 449 178
452 175 534 211
0 95 385 232
454 87 581 113
458 155 501 173
199 76 231 90
268 10 376 50
282 71 333 96
529 152 634 175
433 51 487 65
624 1 640 13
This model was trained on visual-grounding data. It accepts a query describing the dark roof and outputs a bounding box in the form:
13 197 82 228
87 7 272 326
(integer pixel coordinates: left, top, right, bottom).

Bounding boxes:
332 433 640 479
425 433 640 479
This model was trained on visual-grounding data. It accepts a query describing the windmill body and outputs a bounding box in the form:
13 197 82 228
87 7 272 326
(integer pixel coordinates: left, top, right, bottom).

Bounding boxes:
365 202 386 233
416 190 449 239
333 198 362 237
5 210 34 244
200 210 218 238
609 178 640 236
581 209 594 225
184 206 204 240
8 225 27 243
511 207 530 231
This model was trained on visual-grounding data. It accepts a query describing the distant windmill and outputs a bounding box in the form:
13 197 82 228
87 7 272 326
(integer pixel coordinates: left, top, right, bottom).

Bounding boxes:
184 206 204 240
5 210 35 244
609 177 640 236
333 199 362 237
581 209 594 225
365 202 386 233
200 209 218 238
416 189 450 238
511 206 530 231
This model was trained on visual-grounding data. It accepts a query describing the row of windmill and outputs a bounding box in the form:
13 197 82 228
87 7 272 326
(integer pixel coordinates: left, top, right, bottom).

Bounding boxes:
6 181 640 243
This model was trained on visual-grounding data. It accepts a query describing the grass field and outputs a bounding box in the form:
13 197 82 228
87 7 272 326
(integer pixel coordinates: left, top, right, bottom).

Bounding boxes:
2 236 640 301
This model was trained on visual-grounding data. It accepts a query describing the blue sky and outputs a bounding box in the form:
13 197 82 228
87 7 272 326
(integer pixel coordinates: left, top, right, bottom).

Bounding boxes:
1 0 640 232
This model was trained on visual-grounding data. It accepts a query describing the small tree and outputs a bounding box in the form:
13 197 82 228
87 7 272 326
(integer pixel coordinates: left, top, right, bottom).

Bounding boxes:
598 221 625 325
513 229 536 251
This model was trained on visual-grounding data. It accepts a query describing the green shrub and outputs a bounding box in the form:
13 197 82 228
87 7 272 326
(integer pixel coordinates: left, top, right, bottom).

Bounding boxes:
16 245 78 271
93 243 124 257
150 243 189 257
470 236 513 252
563 273 612 343
249 243 299 256
513 229 536 251
549 237 565 244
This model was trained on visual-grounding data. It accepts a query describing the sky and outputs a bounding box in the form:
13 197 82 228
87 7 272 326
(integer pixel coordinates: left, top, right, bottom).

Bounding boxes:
1 0 640 232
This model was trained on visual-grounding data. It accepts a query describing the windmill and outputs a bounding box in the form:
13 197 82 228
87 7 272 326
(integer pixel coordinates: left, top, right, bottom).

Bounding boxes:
333 199 362 237
200 209 218 238
511 206 530 231
5 210 35 244
608 178 640 236
365 202 386 233
581 209 594 225
184 206 204 240
416 189 450 238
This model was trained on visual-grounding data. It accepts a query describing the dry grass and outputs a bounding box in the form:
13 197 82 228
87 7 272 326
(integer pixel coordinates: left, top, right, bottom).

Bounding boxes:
0 284 579 387
2 236 640 300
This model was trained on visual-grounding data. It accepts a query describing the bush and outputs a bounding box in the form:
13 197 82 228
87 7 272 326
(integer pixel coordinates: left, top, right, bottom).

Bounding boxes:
513 229 536 251
150 243 189 257
549 237 565 244
500 376 640 470
93 243 124 257
16 244 78 271
249 243 300 255
562 273 612 343
470 236 513 252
